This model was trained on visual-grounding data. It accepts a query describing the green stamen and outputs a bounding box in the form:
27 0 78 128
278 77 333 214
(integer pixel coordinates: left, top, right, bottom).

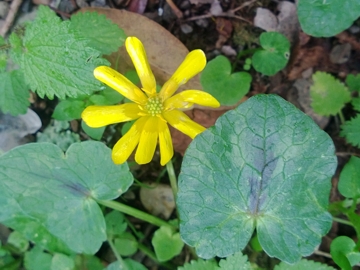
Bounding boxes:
146 97 163 116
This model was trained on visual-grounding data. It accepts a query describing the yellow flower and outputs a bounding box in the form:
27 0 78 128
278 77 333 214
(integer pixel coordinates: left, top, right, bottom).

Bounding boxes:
82 36 220 166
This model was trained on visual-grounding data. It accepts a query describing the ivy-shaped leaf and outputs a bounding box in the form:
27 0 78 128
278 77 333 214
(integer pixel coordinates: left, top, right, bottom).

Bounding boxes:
298 0 360 37
70 12 126 55
251 32 290 76
200 55 251 106
310 72 351 116
0 141 133 254
177 94 337 263
0 70 30 115
10 5 108 99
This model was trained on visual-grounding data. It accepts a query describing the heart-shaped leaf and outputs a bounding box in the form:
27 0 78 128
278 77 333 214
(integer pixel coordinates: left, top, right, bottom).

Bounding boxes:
252 32 290 76
177 94 337 263
152 226 184 262
338 156 360 198
0 141 133 254
298 0 360 37
200 55 251 106
330 236 360 270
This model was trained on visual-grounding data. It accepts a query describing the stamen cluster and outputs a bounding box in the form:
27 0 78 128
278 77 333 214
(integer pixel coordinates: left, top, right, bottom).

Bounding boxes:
145 96 163 116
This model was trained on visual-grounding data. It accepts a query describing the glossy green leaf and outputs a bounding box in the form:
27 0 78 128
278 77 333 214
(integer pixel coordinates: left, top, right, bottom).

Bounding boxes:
15 5 108 99
298 0 360 37
114 232 138 256
200 55 251 106
330 236 360 270
178 94 337 263
274 259 336 270
51 253 75 270
178 259 218 270
0 70 30 115
52 99 86 121
7 231 29 252
338 156 360 198
70 12 126 55
310 72 351 116
81 120 106 140
218 252 252 270
24 247 52 270
252 32 290 76
340 115 360 147
346 74 360 92
0 141 133 254
152 226 184 262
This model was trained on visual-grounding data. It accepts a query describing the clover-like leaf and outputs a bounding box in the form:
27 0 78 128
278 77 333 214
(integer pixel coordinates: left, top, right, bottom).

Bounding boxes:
298 0 360 37
200 55 251 106
340 115 360 148
152 226 184 262
338 156 360 198
0 70 30 115
274 259 336 270
0 141 133 254
177 94 337 263
310 72 351 116
70 12 126 55
252 32 290 76
12 5 108 99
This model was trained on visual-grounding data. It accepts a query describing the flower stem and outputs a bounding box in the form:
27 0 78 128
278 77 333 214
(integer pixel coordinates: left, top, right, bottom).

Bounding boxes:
338 110 345 125
332 216 353 226
97 199 175 229
107 237 128 270
166 160 178 199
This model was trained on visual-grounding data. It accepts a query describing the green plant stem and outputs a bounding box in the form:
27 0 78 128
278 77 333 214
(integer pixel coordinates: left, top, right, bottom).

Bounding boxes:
338 110 345 125
107 237 127 270
332 217 353 226
97 199 175 229
166 160 178 200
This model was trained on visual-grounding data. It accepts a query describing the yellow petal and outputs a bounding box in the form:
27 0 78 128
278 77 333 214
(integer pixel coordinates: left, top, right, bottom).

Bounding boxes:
82 103 142 128
135 117 159 164
158 120 173 166
94 66 148 105
125 37 156 96
112 116 149 164
160 50 206 100
164 90 220 110
162 110 205 139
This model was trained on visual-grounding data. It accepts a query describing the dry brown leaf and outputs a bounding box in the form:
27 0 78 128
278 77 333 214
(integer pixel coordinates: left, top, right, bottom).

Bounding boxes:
79 7 202 90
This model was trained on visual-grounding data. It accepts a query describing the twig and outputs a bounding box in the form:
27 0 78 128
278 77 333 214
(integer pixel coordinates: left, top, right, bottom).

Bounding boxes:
0 0 23 37
231 0 257 13
165 0 183 19
185 12 252 24
336 152 360 157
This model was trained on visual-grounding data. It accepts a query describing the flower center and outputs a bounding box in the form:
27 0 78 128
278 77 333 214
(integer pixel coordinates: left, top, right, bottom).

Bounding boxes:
145 96 163 116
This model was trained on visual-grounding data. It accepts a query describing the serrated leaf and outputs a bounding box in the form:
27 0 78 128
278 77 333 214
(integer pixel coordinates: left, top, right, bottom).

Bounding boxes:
200 55 251 106
346 74 360 92
218 252 252 270
274 259 336 270
352 98 360 112
310 72 351 116
51 253 75 270
178 259 218 270
338 156 360 198
18 5 108 99
52 99 86 121
177 94 337 263
0 70 30 115
340 115 360 147
252 32 290 76
152 226 184 262
298 0 360 37
70 12 126 55
24 246 52 270
0 141 133 254
330 236 360 270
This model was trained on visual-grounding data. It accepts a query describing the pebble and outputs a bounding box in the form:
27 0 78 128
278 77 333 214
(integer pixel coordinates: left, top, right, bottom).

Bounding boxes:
180 23 193 34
